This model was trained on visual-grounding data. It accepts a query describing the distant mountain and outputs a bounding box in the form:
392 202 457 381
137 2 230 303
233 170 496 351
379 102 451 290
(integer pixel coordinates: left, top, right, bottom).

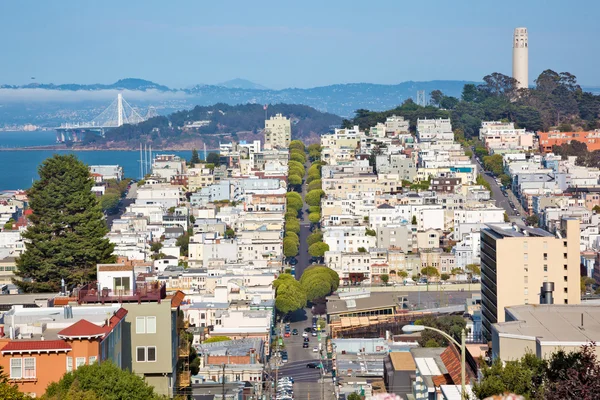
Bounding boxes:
216 78 269 90
0 78 171 92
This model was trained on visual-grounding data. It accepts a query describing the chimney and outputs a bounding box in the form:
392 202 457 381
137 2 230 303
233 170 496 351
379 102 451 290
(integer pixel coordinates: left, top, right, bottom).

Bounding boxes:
540 282 555 304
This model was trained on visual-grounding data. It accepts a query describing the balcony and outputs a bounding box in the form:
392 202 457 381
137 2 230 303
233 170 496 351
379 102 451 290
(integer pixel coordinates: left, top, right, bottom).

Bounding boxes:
178 344 190 358
177 371 191 388
77 282 167 304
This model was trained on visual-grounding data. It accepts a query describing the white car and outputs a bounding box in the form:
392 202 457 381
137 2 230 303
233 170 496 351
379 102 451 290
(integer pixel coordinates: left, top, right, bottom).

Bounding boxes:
313 346 319 352
302 331 308 337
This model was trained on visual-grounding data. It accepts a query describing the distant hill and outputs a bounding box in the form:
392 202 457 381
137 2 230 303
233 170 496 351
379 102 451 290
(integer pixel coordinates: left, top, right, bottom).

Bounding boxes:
83 103 342 149
0 78 171 92
216 78 269 90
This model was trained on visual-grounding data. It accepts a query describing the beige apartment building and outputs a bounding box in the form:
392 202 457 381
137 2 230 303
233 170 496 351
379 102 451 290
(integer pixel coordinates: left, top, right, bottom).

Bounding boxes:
480 218 580 340
264 113 291 149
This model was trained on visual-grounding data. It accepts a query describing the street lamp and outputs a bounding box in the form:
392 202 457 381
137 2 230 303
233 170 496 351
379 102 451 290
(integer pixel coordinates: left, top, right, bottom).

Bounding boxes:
403 324 467 398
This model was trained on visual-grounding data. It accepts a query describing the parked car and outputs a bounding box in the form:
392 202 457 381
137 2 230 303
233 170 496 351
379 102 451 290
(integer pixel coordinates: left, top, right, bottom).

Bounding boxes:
292 329 298 335
284 332 290 337
289 257 298 266
303 342 309 348
306 362 321 368
302 331 309 337
304 337 309 342
313 346 319 353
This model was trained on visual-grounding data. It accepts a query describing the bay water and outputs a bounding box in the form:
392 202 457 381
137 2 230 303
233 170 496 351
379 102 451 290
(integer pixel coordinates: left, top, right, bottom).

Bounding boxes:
0 131 192 190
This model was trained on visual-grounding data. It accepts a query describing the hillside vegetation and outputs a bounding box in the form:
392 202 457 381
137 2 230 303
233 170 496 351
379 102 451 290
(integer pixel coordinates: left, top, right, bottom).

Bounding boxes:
87 103 342 148
344 70 600 138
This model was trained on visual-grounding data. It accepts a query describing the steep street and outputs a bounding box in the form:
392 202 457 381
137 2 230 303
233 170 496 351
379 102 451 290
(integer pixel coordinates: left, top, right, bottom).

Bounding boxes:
295 159 313 280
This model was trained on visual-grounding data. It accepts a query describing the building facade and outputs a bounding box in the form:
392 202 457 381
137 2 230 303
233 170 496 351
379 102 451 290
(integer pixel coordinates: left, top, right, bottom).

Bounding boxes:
264 113 291 149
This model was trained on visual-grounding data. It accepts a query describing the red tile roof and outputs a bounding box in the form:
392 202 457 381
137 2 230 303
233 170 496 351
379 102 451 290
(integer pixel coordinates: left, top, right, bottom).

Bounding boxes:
58 319 106 339
171 290 186 308
23 209 33 216
1 340 71 354
58 308 128 339
440 345 471 385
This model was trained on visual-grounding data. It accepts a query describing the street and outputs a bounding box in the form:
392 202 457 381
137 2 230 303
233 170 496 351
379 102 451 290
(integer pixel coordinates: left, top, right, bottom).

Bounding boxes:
277 308 335 400
105 181 137 227
294 159 314 281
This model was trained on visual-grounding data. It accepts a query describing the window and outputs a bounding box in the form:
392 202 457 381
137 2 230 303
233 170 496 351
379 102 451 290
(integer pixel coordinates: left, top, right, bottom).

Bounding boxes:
76 357 86 369
544 265 548 272
66 357 73 372
23 358 35 379
564 276 568 282
564 265 568 271
137 347 146 362
543 253 548 261
564 288 568 293
10 358 22 379
136 317 146 334
147 347 156 362
146 317 157 334
565 299 569 304
564 253 568 259
89 356 97 364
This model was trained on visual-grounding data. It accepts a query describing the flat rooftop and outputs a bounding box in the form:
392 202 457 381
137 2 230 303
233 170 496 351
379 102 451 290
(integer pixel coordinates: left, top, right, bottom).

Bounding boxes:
327 292 401 315
485 223 554 238
494 304 600 342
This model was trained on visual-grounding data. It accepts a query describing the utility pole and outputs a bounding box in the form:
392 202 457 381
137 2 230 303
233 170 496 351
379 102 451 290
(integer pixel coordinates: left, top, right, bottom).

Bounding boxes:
221 363 226 400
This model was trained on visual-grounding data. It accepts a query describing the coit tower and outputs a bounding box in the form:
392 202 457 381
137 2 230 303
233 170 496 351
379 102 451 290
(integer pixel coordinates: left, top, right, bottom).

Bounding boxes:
512 27 528 89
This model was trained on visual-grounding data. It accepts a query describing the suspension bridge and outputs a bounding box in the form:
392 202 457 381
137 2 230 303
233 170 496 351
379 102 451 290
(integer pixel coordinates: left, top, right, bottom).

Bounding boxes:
55 94 157 143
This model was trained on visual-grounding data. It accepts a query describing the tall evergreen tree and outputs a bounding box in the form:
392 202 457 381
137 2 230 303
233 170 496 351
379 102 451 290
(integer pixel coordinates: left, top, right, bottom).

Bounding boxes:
190 148 201 165
15 155 115 292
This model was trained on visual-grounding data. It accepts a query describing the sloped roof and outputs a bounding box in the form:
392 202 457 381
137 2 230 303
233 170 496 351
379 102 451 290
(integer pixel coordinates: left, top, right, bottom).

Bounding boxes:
58 319 105 339
170 291 186 308
1 340 71 354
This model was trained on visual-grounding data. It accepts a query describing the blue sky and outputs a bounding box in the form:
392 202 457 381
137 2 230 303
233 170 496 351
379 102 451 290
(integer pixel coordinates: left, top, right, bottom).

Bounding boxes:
1 0 599 89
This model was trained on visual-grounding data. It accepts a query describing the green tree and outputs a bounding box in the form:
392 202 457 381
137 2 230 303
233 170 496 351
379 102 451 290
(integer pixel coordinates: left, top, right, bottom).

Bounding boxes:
308 212 321 224
224 228 236 238
307 231 323 247
357 247 367 253
300 266 339 301
283 237 299 257
176 232 189 256
466 263 481 276
398 270 408 279
305 189 325 207
451 267 463 275
285 219 301 235
593 205 600 214
476 174 492 191
290 151 306 164
307 179 322 192
288 160 305 172
441 273 450 281
581 276 596 293
347 393 361 400
308 242 329 258
526 214 539 227
365 228 376 237
206 152 220 165
420 266 439 278
100 192 120 213
483 154 504 176
203 336 231 344
150 242 163 253
411 215 417 225
288 174 302 186
414 315 467 348
0 366 28 400
504 212 510 222
190 148 201 165
274 274 307 314
2 219 14 231
16 155 115 292
308 206 321 214
289 140 305 152
285 231 299 243
286 195 303 211
380 274 389 284
430 90 444 107
43 361 163 400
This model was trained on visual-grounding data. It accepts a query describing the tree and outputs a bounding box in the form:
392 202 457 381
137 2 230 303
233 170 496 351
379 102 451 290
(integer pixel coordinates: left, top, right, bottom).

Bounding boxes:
290 152 306 164
380 274 389 284
305 189 325 207
347 393 361 400
286 196 303 212
15 155 115 292
289 140 305 152
308 206 321 214
274 274 307 314
430 90 444 107
365 228 376 236
441 273 450 281
466 263 481 276
504 212 510 222
2 219 14 231
398 270 408 279
150 242 163 253
206 152 220 165
308 179 322 192
526 214 539 227
593 205 600 214
190 148 201 165
224 228 236 238
414 315 467 348
300 266 339 301
285 219 300 235
308 212 321 224
581 276 596 293
308 242 330 258
411 215 417 225
100 192 120 213
0 366 28 400
483 154 504 176
307 231 323 247
203 336 231 343
285 231 299 243
357 247 367 253
451 267 463 275
283 237 299 258
43 361 163 400
288 174 302 186
420 266 439 278
176 233 189 256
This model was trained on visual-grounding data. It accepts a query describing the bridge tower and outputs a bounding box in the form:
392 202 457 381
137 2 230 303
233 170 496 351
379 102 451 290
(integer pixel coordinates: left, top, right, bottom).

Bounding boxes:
117 93 124 127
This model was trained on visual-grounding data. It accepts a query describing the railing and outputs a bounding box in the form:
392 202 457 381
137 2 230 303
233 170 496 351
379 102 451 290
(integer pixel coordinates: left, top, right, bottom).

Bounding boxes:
177 371 191 388
77 282 167 304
